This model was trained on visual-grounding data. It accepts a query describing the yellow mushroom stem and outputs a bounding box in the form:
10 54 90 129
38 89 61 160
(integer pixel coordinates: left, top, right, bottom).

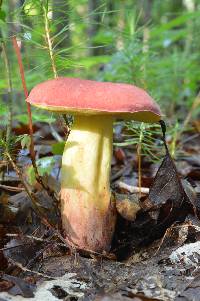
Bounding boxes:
61 115 116 252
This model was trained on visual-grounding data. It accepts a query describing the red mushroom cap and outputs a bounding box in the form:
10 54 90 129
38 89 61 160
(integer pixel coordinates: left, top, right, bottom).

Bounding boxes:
26 77 161 122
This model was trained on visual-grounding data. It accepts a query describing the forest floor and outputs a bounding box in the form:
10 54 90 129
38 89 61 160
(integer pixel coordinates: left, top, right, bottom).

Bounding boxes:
0 120 200 301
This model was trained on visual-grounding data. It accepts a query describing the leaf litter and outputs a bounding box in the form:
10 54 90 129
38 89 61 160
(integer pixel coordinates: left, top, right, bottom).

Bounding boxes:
0 121 200 300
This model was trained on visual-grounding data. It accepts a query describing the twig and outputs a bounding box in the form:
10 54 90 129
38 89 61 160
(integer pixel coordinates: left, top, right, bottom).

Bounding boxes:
5 152 43 212
12 37 60 203
182 133 200 144
49 124 63 142
111 166 127 182
137 143 142 196
8 258 56 279
5 233 67 248
5 152 56 227
1 41 13 155
12 37 38 177
0 183 25 192
43 3 58 78
5 151 69 249
42 3 71 137
137 123 145 196
116 181 149 194
5 232 114 260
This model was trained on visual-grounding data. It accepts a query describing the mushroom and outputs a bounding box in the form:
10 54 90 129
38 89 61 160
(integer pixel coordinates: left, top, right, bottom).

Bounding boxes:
26 77 161 252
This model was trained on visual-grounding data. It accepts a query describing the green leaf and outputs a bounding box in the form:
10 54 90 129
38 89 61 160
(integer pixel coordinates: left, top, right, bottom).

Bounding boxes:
15 114 29 124
151 11 200 37
36 156 56 175
15 113 56 124
20 134 31 149
78 55 111 68
32 113 56 123
0 10 6 22
0 103 8 116
27 156 56 185
92 30 114 45
52 141 65 155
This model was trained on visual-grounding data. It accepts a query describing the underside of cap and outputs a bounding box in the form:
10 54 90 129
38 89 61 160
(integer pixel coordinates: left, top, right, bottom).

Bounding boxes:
26 77 161 123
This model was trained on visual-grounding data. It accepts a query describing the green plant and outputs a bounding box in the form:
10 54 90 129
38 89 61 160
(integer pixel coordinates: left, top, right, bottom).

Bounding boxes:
115 121 164 161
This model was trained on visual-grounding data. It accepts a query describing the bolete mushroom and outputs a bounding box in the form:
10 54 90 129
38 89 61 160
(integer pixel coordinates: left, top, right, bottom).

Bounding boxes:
26 77 161 252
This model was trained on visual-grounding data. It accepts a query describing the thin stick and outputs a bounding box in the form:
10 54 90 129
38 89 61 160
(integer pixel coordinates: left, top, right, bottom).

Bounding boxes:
5 233 67 248
12 37 37 173
7 258 56 279
137 143 142 196
5 151 67 244
6 152 44 216
1 41 13 153
0 183 25 192
43 3 58 78
42 2 70 135
137 123 145 197
12 37 59 202
116 181 149 194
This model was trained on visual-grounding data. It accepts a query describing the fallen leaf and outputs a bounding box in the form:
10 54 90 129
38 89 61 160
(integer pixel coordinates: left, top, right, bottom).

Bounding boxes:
116 193 140 221
2 274 35 298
